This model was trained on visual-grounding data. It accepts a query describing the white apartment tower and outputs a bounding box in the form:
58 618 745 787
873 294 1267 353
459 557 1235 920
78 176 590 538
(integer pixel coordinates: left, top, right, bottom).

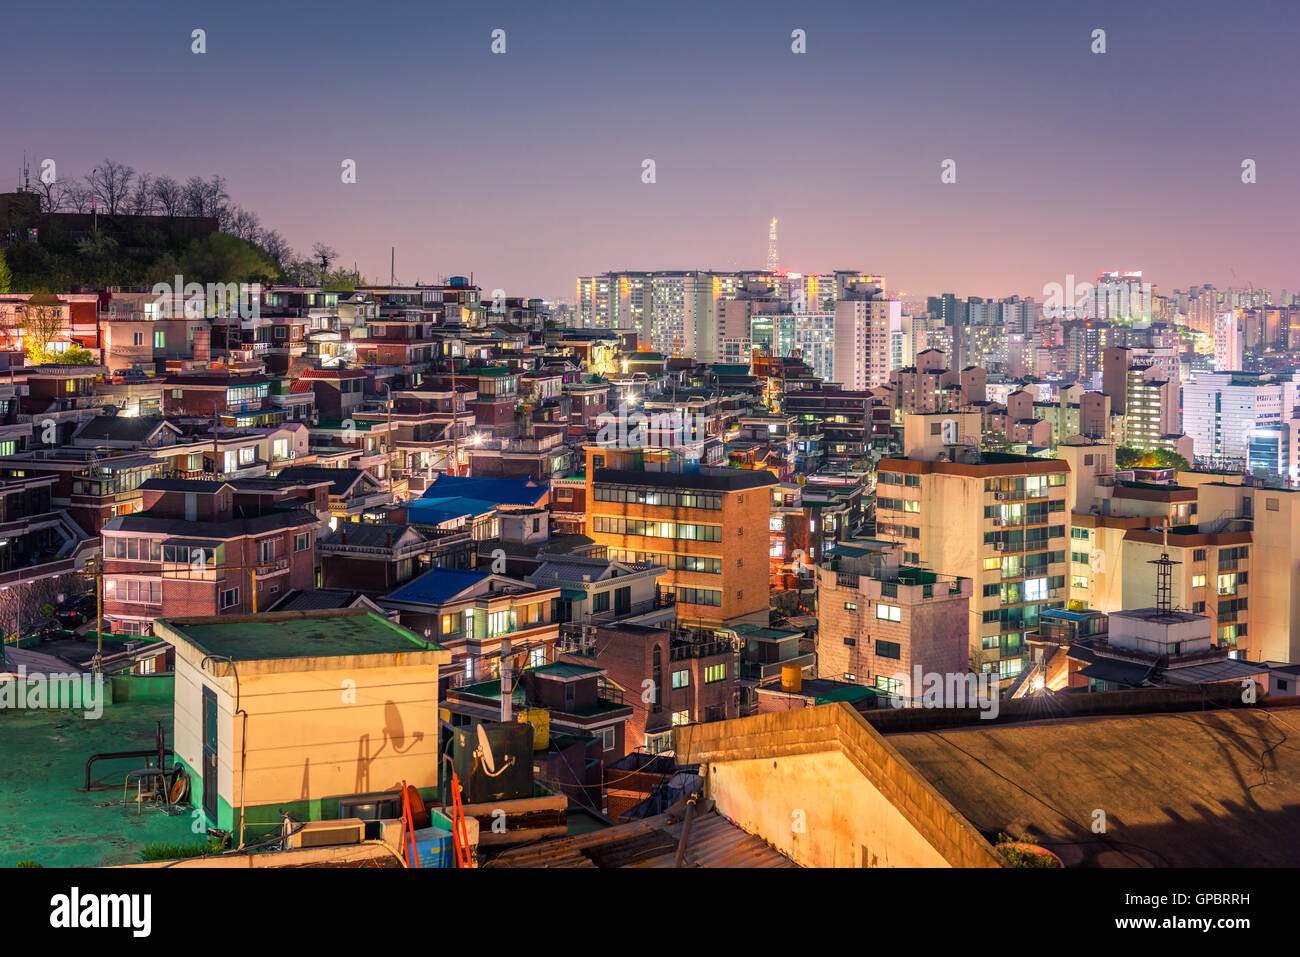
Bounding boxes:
833 288 901 389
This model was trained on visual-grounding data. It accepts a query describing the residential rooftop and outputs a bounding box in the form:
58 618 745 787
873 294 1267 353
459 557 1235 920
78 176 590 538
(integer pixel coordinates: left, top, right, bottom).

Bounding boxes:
0 694 197 868
593 466 778 492
154 609 442 663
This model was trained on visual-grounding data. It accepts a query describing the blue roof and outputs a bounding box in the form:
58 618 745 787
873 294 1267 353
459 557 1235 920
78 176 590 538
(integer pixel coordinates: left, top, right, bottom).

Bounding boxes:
404 498 478 525
386 567 490 605
420 474 548 508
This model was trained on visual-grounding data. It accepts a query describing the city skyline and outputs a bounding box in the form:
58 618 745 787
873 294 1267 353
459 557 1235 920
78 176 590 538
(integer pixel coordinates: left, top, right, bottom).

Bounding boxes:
6 0 1298 301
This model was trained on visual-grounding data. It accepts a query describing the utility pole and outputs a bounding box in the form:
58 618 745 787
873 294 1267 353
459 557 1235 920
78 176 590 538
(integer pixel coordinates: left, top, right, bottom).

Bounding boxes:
383 381 394 498
212 403 221 480
500 636 513 722
449 355 460 476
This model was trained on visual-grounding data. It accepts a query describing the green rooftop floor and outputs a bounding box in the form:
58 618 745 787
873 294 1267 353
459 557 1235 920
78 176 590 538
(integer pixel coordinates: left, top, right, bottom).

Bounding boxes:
0 699 198 868
157 612 442 662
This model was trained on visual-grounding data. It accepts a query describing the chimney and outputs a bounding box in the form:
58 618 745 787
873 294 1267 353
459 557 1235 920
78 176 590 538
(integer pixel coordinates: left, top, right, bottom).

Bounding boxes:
385 531 394 548
341 528 348 545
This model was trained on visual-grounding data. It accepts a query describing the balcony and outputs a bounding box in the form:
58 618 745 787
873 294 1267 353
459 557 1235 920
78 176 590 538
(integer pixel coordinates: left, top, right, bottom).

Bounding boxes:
669 637 734 661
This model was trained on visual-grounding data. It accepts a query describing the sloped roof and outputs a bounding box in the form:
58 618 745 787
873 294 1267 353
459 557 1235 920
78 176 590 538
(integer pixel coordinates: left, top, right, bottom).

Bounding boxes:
383 567 491 606
73 416 178 443
104 505 318 538
267 589 380 613
531 555 657 583
275 465 375 497
420 474 547 507
320 523 428 549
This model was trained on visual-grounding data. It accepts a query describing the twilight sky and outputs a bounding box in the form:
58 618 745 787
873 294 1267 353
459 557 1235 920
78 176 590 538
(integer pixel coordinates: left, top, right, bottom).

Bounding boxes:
5 0 1297 302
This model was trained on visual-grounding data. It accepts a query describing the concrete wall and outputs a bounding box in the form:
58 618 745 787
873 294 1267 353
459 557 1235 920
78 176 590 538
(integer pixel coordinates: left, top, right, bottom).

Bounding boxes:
675 703 1003 868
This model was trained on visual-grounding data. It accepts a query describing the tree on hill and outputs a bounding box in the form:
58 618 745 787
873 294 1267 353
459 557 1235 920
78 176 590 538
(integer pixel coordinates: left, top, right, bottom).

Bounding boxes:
312 242 338 273
5 160 333 291
178 233 281 286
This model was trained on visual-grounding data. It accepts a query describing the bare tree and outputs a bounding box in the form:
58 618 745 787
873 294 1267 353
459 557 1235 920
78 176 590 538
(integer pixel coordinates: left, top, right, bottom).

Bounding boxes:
312 242 338 272
182 176 206 216
32 176 71 213
65 182 94 213
258 228 293 265
128 173 156 215
89 160 135 215
152 175 184 217
223 206 262 242
183 174 229 218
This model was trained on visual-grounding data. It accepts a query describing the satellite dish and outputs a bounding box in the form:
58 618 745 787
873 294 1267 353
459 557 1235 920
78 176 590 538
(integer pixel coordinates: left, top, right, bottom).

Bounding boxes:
475 723 497 774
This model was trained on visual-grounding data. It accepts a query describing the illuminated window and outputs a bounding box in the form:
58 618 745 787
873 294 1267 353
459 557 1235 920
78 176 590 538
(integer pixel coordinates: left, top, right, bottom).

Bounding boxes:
875 603 901 622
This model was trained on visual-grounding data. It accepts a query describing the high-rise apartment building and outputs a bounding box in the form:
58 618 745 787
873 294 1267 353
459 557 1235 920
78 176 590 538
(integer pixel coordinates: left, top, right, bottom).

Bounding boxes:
832 287 901 389
750 312 836 382
576 270 881 361
1213 311 1245 372
873 413 1072 679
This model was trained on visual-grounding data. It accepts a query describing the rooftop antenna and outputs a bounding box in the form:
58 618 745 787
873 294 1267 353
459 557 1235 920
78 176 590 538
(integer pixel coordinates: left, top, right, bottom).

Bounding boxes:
390 247 395 286
1148 518 1180 616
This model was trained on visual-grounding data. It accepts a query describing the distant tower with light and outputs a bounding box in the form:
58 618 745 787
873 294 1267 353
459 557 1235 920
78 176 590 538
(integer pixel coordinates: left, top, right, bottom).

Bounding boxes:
767 217 780 273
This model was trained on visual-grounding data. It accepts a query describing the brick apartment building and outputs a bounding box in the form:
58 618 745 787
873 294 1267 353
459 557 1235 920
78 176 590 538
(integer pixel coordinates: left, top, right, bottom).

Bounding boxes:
817 541 972 697
99 478 318 635
293 366 371 420
584 446 775 629
571 622 738 755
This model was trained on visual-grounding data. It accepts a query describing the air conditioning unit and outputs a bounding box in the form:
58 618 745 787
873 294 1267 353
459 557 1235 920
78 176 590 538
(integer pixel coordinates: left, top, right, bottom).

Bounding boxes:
286 818 366 850
992 518 1003 527
995 542 1006 551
